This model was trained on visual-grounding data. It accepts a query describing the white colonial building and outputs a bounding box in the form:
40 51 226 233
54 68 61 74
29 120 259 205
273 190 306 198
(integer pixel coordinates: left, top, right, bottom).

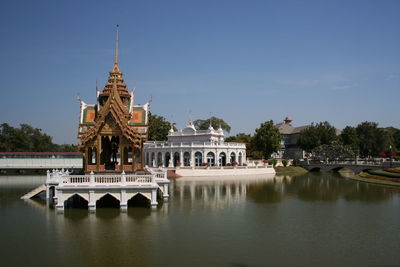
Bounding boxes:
144 121 246 167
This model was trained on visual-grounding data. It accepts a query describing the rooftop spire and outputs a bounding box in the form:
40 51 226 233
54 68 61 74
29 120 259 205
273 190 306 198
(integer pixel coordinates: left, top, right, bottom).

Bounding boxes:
115 24 119 65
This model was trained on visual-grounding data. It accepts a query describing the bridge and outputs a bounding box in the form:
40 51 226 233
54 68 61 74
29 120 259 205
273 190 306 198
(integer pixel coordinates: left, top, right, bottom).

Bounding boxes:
0 152 82 173
299 159 400 173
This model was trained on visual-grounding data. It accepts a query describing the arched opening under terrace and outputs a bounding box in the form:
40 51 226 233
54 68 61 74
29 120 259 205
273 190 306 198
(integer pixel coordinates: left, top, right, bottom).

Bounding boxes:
128 193 151 208
96 193 120 209
64 194 88 209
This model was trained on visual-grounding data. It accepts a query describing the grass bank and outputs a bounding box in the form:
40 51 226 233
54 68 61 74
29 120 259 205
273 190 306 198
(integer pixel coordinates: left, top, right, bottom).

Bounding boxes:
347 173 400 187
274 166 308 175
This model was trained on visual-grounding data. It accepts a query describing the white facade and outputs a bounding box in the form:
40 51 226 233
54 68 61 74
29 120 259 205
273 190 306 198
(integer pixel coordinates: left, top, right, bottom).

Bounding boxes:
144 121 246 167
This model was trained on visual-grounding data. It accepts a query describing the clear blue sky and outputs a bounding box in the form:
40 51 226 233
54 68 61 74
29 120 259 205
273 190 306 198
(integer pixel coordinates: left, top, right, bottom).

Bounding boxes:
1 0 399 144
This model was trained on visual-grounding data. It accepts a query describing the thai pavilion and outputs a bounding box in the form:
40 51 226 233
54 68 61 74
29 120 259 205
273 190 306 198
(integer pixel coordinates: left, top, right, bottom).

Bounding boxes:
144 121 246 167
78 27 149 173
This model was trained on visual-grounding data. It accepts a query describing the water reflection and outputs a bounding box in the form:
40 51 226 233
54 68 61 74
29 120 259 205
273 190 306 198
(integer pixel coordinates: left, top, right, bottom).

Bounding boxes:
171 176 267 209
1 174 400 266
172 173 399 207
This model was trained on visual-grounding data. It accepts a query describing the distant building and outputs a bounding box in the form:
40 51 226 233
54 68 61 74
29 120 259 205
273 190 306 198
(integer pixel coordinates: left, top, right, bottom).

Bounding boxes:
275 117 309 159
275 116 342 159
144 121 246 167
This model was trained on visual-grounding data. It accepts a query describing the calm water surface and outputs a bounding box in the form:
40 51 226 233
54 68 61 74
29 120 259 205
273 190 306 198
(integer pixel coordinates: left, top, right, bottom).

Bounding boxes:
1 173 400 267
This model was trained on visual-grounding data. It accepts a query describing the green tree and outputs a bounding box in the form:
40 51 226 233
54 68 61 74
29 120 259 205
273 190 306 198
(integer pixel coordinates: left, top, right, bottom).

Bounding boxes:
384 127 400 152
225 133 258 157
340 126 359 154
297 121 337 152
356 121 389 157
312 141 353 160
194 116 231 133
148 113 176 141
0 123 77 152
252 121 282 159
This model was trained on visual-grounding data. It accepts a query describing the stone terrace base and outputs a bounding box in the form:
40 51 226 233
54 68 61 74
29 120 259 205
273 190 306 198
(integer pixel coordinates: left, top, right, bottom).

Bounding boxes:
41 168 169 212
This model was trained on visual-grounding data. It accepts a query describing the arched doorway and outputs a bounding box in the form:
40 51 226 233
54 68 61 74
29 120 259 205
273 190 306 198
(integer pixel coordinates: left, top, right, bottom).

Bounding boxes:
157 152 162 167
207 152 215 166
151 152 155 167
183 152 191 166
194 152 202 166
238 152 243 166
219 152 226 166
230 152 236 164
165 152 171 167
173 152 180 167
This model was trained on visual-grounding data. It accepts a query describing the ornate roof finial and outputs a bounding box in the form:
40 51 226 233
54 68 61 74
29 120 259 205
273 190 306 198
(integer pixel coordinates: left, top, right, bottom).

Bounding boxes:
115 24 119 65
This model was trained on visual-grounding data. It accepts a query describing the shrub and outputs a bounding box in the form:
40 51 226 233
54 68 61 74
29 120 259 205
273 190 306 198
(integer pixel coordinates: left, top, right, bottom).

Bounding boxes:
226 162 232 166
263 159 269 164
282 159 289 167
232 161 238 166
292 159 300 166
269 158 277 167
202 162 209 166
378 152 387 158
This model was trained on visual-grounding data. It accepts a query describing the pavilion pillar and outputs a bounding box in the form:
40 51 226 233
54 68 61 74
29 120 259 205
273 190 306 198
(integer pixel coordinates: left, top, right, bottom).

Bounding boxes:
120 142 124 170
97 136 101 172
85 147 89 172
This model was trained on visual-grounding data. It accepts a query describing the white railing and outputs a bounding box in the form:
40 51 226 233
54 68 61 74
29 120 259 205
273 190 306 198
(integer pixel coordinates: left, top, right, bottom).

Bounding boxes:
172 164 273 170
67 175 89 183
126 175 152 183
144 141 246 149
45 169 167 186
0 158 82 169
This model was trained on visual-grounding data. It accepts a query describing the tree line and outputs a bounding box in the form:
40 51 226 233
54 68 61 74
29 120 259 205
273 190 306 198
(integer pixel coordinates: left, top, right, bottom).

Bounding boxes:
0 123 77 152
298 121 400 158
2 116 399 160
149 114 400 159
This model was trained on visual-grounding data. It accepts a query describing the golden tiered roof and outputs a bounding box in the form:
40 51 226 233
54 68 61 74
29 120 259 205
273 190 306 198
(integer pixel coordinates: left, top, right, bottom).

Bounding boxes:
78 26 146 150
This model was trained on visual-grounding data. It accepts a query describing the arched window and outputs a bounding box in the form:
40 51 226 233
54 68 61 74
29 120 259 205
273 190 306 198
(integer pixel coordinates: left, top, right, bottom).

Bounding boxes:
151 152 155 167
165 152 171 167
219 152 226 166
194 152 202 166
183 152 191 166
207 152 215 166
157 152 162 167
173 152 180 167
230 152 236 164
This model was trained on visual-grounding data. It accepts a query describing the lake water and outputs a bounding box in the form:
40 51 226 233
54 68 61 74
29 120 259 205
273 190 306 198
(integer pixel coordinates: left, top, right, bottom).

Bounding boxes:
1 172 400 267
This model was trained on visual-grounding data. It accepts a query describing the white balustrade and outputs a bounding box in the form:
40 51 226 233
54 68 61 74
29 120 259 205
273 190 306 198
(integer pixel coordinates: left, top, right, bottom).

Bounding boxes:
46 169 166 187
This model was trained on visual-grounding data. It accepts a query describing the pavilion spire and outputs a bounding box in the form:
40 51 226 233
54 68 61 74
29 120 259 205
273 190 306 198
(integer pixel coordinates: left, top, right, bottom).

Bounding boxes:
115 24 119 65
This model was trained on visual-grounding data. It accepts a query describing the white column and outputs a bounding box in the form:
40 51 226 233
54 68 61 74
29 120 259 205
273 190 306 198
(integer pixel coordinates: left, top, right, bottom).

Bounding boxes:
121 171 126 185
168 150 173 167
163 184 169 200
45 185 50 199
120 190 127 211
55 190 64 211
151 189 158 209
89 171 95 186
88 190 96 212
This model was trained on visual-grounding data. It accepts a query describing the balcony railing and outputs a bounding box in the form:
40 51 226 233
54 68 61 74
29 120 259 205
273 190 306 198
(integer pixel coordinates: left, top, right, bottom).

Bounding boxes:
144 141 246 149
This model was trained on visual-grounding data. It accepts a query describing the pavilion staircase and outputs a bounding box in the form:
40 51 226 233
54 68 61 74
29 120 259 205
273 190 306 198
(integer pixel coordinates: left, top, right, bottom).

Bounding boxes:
21 184 46 199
